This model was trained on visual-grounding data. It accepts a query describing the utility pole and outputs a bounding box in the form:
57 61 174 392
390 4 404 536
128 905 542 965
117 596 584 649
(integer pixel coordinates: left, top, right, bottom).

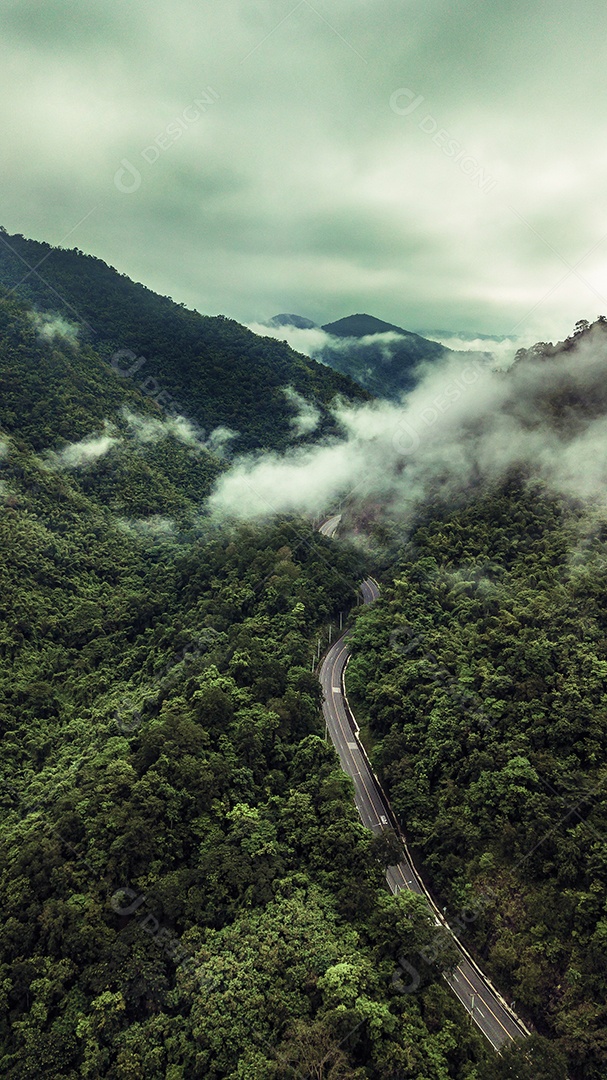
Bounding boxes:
339 611 343 631
328 623 332 644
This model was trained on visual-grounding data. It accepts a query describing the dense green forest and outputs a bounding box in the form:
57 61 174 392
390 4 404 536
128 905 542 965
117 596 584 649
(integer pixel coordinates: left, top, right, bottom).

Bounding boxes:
347 476 607 1079
0 232 577 1077
0 263 497 1078
0 228 368 455
0 431 499 1078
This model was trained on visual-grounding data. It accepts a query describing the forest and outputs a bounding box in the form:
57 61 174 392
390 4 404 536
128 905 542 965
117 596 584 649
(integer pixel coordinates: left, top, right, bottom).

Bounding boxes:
347 475 607 1079
0 237 585 1078
0 422 500 1078
0 228 368 455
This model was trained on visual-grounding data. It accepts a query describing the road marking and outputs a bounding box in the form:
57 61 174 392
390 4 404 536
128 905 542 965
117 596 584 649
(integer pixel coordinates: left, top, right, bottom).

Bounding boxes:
319 577 527 1054
454 964 517 1044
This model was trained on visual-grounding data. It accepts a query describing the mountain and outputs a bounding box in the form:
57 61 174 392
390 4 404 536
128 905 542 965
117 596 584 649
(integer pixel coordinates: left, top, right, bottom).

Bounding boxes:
0 229 368 458
270 312 319 329
266 310 478 401
0 234 511 1080
321 312 435 342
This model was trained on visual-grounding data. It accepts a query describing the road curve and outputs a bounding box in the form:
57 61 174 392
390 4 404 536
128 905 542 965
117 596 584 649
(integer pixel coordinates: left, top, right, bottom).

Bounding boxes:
318 513 342 538
318 574 531 1052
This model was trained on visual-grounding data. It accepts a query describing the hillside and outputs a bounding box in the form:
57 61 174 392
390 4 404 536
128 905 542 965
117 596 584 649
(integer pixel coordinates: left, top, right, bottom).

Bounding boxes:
0 229 368 456
344 319 607 1080
267 310 485 402
0 257 514 1079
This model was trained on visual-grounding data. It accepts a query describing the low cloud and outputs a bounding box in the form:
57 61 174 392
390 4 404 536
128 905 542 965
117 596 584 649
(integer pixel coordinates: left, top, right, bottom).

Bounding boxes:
45 426 119 470
30 312 80 347
209 324 607 525
423 331 519 368
283 386 321 437
247 322 334 361
122 409 237 456
44 411 237 473
122 410 204 447
118 515 176 538
247 321 411 366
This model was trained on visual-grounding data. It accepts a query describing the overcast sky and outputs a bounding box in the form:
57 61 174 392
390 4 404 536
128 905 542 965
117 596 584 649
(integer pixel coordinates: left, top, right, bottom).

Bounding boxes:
3 0 607 341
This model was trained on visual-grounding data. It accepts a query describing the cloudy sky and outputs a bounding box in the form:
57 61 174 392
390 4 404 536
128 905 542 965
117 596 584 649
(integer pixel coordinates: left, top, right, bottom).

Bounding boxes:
3 0 607 341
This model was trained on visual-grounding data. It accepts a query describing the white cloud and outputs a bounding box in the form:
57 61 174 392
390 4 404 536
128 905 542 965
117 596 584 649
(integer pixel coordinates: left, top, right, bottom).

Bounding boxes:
209 324 607 524
247 322 333 359
283 386 321 436
45 427 119 470
30 312 80 347
422 332 519 368
122 408 237 455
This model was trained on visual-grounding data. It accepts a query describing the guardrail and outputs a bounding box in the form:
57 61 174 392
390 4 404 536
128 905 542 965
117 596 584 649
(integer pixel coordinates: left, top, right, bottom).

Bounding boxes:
341 630 531 1043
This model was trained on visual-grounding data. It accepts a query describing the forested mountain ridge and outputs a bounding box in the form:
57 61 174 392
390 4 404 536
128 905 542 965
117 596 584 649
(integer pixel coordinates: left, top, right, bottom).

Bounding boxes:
0 438 512 1078
0 228 571 1078
0 238 518 1078
266 310 490 402
0 228 368 455
345 319 607 1079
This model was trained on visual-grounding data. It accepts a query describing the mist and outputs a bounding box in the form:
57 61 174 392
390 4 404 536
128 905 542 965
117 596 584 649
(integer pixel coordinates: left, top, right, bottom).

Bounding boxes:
422 332 519 368
44 427 119 470
208 324 607 524
43 410 237 471
30 313 80 347
283 387 321 437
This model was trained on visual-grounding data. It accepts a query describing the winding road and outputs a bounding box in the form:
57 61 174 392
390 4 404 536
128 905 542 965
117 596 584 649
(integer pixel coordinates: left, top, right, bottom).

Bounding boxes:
318 515 530 1052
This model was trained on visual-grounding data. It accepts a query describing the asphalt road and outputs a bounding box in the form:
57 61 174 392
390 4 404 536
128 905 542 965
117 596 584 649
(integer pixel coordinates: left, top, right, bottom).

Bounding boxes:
318 566 531 1052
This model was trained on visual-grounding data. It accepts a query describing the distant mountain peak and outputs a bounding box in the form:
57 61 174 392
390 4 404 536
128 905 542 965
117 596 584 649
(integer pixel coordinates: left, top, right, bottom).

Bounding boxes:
270 313 318 330
321 313 414 339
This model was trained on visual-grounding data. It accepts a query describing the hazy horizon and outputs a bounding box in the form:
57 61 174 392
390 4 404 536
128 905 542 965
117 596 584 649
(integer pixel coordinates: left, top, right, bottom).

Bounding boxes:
3 1 607 343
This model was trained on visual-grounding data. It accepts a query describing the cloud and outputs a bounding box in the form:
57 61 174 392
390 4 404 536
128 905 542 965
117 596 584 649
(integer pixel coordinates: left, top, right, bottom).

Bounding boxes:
30 312 80 347
422 331 519 368
208 323 607 524
118 515 176 538
4 2 607 341
122 409 204 447
247 322 335 360
206 426 237 453
122 409 237 455
45 426 119 469
43 410 236 474
283 386 321 437
247 321 412 365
